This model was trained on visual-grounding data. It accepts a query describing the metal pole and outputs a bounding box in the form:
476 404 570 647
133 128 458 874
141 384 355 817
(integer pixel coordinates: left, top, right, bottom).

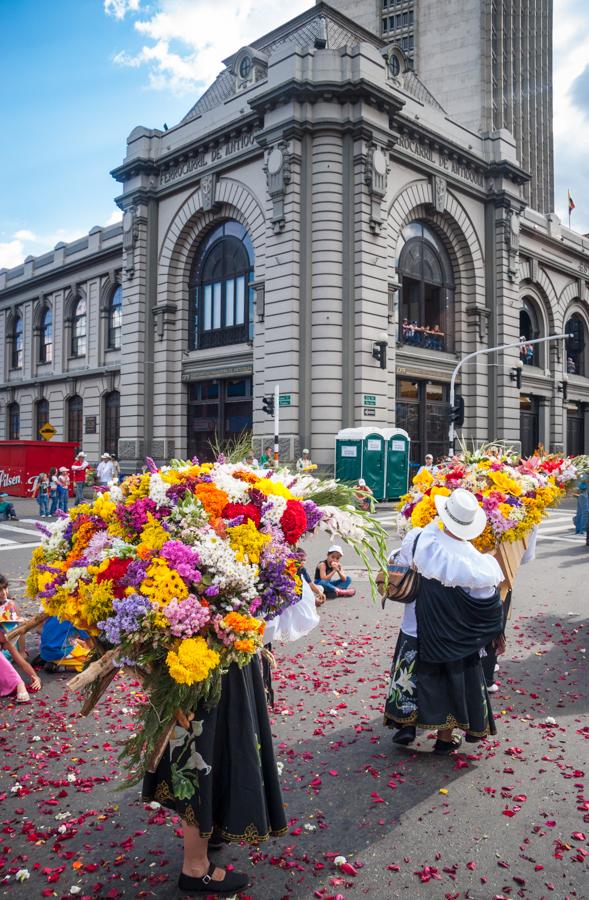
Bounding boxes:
273 383 280 467
448 332 572 456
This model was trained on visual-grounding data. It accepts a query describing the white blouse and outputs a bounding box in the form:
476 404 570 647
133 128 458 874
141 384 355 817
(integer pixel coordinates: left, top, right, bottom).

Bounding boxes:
390 521 503 638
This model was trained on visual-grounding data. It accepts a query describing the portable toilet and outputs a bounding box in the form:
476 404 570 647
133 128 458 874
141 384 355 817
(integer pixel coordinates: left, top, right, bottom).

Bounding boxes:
361 430 386 501
383 428 411 499
334 428 364 484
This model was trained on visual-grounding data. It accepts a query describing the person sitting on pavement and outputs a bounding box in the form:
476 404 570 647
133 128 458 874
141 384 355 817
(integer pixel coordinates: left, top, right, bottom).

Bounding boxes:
299 549 325 607
0 574 27 658
0 493 18 521
0 629 41 703
314 545 356 598
354 478 373 511
35 616 91 673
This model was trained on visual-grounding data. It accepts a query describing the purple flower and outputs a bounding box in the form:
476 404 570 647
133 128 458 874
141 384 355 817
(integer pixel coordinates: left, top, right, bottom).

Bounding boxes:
35 522 52 537
160 541 201 584
98 593 154 644
163 594 211 637
121 558 150 589
145 457 159 474
302 500 323 531
204 584 220 598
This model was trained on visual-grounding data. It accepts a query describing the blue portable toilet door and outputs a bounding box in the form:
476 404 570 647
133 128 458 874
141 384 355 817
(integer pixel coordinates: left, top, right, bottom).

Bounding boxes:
362 433 385 500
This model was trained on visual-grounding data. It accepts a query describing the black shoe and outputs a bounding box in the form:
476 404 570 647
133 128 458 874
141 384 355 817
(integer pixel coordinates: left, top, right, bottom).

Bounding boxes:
392 725 416 746
31 655 45 669
178 863 249 895
465 733 483 744
432 735 463 755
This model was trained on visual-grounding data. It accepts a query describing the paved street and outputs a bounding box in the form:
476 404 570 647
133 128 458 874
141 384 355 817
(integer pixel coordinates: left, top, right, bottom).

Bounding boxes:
1 500 588 899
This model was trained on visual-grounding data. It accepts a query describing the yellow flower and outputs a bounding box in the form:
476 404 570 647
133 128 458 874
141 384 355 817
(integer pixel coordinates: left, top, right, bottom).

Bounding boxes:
411 496 437 528
412 468 433 490
227 519 271 565
123 473 151 502
488 471 522 496
77 579 116 626
430 485 451 500
141 558 188 605
93 493 117 521
140 514 168 551
253 477 297 500
26 546 47 598
166 637 220 685
222 611 265 635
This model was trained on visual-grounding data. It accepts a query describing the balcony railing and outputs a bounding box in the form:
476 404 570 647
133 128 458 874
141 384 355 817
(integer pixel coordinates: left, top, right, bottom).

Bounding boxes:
399 323 446 352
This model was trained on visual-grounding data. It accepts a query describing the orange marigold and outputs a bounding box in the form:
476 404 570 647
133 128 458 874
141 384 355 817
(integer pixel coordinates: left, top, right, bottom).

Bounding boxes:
234 638 255 654
233 469 259 484
194 483 230 520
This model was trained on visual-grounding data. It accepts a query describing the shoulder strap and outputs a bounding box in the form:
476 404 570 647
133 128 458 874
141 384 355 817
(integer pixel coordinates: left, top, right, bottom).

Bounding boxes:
410 531 422 569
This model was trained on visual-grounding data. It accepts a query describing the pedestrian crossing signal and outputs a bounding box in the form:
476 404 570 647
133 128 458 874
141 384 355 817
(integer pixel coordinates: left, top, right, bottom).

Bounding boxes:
262 395 275 416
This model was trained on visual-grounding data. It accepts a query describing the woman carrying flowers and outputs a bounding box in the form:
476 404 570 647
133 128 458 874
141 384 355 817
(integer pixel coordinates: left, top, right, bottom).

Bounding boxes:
385 489 504 754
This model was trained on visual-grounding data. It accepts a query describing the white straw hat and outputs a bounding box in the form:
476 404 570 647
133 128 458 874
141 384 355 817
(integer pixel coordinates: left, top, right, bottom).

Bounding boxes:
302 448 310 454
434 488 487 541
328 544 344 555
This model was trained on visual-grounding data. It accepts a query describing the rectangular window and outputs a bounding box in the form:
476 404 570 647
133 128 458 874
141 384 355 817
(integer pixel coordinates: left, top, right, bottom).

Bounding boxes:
213 283 222 330
235 276 245 325
225 279 235 327
402 11 408 26
204 285 212 331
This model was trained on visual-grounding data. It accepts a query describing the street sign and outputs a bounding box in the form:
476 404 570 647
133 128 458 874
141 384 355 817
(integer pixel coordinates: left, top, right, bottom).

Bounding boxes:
39 423 57 440
363 408 376 417
363 394 376 406
279 394 291 407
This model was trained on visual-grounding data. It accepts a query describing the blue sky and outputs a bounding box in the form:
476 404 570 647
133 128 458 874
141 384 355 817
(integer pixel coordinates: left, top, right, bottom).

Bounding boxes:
0 0 588 269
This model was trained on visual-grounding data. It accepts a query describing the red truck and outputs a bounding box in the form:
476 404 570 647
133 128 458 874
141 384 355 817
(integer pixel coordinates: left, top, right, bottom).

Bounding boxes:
0 441 80 497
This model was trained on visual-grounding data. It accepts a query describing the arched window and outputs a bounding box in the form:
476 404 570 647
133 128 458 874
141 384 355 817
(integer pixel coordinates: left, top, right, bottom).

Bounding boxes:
189 221 255 350
71 296 87 357
103 391 120 456
7 402 20 439
397 222 455 352
107 286 122 350
35 398 49 438
519 298 543 366
67 395 83 444
40 307 53 363
565 313 586 376
11 314 24 369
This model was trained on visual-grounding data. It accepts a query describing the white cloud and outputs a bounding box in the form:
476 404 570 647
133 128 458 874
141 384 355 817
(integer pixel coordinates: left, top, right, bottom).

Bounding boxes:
105 209 123 226
0 228 84 271
109 0 309 95
104 0 141 20
553 0 589 232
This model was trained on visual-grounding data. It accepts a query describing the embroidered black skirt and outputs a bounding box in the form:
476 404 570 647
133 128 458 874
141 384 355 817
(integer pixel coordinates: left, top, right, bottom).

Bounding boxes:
142 659 287 843
416 651 496 737
384 630 418 728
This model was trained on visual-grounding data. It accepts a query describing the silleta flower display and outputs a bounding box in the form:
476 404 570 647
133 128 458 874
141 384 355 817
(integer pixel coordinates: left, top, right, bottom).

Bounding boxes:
399 447 587 553
26 457 387 779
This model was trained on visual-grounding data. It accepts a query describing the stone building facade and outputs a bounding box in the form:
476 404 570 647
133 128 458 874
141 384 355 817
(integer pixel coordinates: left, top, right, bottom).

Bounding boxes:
0 3 588 469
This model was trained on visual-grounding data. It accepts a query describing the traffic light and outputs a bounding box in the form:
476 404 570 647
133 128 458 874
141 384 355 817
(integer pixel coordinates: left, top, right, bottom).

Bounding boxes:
262 395 275 417
450 395 465 428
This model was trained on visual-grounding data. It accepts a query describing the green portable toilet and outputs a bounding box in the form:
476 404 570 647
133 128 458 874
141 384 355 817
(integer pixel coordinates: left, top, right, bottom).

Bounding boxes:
335 428 363 484
361 430 386 501
383 428 410 499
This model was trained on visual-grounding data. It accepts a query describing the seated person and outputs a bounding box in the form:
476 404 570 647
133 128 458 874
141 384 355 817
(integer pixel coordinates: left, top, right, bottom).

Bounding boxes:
37 616 91 673
314 545 356 598
354 478 373 511
299 549 325 607
0 494 17 521
0 574 26 658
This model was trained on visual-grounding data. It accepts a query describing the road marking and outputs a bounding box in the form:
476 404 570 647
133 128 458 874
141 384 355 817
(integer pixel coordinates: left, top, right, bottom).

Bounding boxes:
0 523 42 538
537 535 585 544
0 541 40 552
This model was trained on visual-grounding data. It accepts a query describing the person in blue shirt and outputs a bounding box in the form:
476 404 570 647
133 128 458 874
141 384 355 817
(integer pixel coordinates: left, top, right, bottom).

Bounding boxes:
574 481 588 535
37 616 90 672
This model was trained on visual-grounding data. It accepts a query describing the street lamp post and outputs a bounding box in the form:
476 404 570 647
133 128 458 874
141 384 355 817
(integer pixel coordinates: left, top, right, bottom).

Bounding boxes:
448 333 572 456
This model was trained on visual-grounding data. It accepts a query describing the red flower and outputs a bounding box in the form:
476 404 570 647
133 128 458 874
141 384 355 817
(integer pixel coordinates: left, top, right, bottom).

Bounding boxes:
280 499 307 544
222 502 261 528
96 557 133 598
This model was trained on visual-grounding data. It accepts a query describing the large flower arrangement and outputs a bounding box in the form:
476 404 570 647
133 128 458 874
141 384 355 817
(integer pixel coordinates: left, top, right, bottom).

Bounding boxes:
399 448 586 553
26 457 387 779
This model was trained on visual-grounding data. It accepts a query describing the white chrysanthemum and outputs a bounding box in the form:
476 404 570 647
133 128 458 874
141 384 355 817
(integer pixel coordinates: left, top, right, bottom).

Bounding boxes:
148 473 169 507
261 494 287 525
210 466 250 502
192 529 258 599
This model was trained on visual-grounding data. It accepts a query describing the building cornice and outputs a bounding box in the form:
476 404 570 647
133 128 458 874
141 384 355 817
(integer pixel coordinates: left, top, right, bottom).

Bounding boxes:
0 245 123 303
0 366 120 393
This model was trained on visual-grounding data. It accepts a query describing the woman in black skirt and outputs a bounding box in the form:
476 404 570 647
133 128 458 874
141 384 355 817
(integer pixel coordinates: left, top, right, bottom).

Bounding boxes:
143 659 287 894
385 488 504 755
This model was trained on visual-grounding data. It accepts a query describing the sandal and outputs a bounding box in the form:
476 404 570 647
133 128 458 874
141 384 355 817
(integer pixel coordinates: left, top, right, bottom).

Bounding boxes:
432 735 463 755
178 862 249 895
14 687 30 704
